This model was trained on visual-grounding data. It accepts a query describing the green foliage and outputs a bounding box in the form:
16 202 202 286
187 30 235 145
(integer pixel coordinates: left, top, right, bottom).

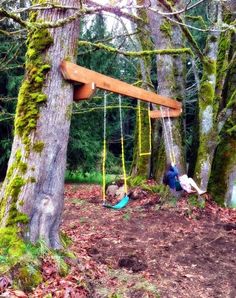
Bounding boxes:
67 13 136 174
184 1 209 49
0 226 73 291
65 170 115 184
188 195 205 208
127 175 146 187
0 30 25 179
0 227 42 290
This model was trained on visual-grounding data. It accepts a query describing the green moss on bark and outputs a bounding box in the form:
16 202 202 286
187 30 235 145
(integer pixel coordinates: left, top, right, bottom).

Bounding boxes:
208 136 236 205
14 264 43 291
160 20 172 38
1 18 53 226
33 141 45 153
0 227 42 291
15 27 52 153
0 150 27 224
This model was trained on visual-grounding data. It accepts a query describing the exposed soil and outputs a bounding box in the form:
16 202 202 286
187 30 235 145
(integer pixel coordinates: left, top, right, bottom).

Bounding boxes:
59 184 236 298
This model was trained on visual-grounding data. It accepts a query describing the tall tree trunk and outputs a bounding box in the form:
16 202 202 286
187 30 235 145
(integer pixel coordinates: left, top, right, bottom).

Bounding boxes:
193 1 222 190
131 0 153 179
194 1 236 198
148 0 186 181
208 27 236 206
0 0 80 248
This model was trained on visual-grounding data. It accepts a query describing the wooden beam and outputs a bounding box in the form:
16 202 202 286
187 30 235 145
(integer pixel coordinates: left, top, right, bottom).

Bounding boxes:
74 82 96 101
150 109 182 119
61 60 182 110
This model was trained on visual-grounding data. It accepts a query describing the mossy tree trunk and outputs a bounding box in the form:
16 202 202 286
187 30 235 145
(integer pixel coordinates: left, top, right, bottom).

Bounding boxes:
130 0 154 179
0 0 80 248
148 0 186 182
208 30 236 206
194 2 235 197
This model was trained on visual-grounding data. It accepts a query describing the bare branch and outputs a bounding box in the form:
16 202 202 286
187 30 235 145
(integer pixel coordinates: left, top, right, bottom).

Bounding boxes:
102 0 207 17
147 0 207 16
86 0 143 24
0 28 26 37
14 2 79 13
0 7 28 28
165 15 227 33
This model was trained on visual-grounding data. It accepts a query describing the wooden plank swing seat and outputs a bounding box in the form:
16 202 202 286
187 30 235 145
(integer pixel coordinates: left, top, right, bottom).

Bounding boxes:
60 60 182 118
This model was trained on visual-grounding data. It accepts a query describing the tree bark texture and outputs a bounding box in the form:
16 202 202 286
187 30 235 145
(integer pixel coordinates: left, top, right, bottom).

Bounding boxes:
148 0 186 179
193 1 222 190
208 30 236 206
194 1 235 198
0 0 80 248
131 0 153 179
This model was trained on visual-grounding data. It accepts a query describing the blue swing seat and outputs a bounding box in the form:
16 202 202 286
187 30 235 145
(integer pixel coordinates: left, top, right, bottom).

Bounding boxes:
103 194 129 209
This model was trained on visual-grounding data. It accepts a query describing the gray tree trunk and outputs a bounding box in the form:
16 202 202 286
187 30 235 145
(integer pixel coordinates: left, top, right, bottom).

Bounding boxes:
208 17 236 206
130 0 153 179
148 0 186 180
193 1 222 190
0 0 80 248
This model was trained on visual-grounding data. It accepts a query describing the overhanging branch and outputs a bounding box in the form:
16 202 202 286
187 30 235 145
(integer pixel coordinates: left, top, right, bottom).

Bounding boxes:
78 40 193 57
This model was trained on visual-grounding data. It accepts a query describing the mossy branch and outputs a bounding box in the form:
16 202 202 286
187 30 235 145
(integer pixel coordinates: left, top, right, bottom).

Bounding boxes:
158 0 204 61
1 4 142 31
78 41 193 57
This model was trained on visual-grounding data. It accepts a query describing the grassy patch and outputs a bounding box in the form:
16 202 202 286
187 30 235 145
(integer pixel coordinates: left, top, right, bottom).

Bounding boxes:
188 195 205 208
65 170 116 184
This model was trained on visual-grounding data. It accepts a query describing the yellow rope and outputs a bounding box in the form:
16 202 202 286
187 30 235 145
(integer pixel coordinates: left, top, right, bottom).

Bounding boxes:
138 101 152 156
119 95 128 194
102 92 107 202
102 94 128 201
121 136 128 194
102 138 106 201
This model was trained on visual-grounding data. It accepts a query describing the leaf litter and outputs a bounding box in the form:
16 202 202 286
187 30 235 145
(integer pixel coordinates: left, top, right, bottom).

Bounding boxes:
1 183 236 297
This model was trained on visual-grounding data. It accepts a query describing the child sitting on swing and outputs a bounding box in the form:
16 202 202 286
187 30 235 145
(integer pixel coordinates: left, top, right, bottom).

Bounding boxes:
163 163 206 195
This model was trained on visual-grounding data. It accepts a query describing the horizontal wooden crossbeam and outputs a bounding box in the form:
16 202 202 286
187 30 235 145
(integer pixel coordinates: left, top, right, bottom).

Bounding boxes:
60 60 182 113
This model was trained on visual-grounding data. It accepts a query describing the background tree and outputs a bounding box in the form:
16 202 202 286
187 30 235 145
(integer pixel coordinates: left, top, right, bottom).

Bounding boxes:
146 0 186 181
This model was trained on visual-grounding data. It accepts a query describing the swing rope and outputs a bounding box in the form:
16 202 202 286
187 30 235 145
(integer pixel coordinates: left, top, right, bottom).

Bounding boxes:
102 92 107 202
102 93 128 206
160 106 176 164
138 100 152 156
119 95 128 194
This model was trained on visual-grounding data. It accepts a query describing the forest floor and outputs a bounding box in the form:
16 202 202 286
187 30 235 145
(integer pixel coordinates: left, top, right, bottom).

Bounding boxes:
2 183 236 298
